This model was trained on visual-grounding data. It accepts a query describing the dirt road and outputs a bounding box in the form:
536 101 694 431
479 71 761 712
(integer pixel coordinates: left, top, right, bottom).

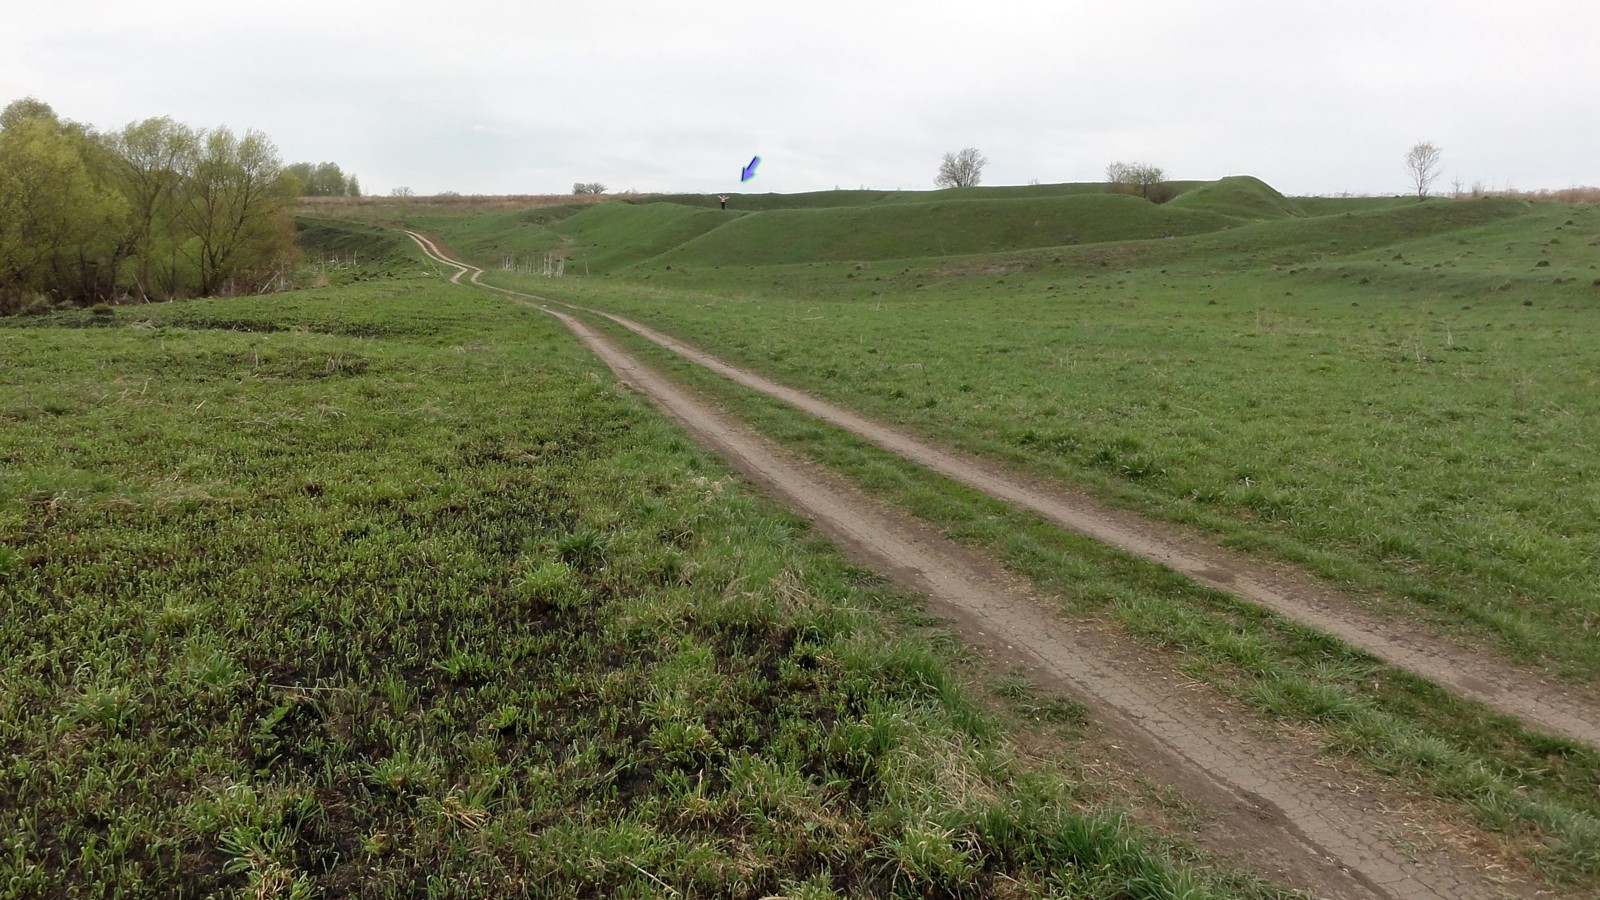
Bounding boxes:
405 231 1539 899
590 311 1600 750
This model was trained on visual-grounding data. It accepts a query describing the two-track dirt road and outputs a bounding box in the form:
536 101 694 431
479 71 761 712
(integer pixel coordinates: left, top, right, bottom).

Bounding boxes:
406 231 1544 899
585 311 1600 752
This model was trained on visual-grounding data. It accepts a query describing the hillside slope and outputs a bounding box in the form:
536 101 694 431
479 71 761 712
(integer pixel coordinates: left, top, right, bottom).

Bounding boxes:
643 193 1239 267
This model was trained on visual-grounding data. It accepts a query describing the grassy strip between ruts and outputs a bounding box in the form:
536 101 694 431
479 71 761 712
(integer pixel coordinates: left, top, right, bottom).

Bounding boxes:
0 277 1293 898
569 302 1600 892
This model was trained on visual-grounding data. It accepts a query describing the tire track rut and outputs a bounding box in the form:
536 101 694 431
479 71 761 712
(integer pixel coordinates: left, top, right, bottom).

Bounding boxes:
405 231 1536 900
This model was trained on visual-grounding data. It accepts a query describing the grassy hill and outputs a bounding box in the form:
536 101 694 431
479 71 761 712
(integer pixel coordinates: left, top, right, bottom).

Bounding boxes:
388 177 1542 279
644 181 1120 211
1167 175 1306 220
552 202 730 270
642 194 1237 267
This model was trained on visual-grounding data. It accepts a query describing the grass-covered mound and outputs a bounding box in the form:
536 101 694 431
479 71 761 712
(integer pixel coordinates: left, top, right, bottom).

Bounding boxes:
1167 175 1306 221
1020 194 1536 274
645 193 1238 267
644 181 1115 212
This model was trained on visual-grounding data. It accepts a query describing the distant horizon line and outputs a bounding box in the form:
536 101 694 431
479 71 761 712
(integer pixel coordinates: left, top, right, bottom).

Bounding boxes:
296 182 1600 203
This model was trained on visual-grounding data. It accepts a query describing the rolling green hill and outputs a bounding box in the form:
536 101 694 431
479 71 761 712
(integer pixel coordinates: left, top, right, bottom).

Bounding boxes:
641 193 1238 267
643 181 1122 211
1167 175 1306 220
370 177 1560 291
553 202 731 270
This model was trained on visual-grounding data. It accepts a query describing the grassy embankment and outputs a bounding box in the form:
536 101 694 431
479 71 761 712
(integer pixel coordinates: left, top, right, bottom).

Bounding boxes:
0 228 1288 898
389 178 1600 888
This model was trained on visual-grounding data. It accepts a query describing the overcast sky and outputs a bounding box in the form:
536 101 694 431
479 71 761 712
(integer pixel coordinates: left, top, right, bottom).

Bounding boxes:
6 1 1596 198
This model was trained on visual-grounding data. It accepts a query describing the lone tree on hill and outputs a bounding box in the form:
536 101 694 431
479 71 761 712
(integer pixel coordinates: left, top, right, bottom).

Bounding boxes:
1105 161 1166 200
1405 141 1442 201
935 148 986 188
572 182 607 195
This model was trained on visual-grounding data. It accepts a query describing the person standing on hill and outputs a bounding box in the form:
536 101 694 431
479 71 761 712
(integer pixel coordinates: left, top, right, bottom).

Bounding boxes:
717 195 729 210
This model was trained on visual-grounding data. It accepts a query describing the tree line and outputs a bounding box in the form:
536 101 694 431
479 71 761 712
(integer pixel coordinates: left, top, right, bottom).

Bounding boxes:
286 161 361 198
0 97 356 314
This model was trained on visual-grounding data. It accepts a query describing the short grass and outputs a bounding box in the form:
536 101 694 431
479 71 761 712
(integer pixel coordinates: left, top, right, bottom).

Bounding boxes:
354 184 1600 889
483 195 1600 688
645 181 1127 211
378 179 1264 279
1166 175 1306 221
0 268 1291 897
583 315 1600 889
643 194 1238 268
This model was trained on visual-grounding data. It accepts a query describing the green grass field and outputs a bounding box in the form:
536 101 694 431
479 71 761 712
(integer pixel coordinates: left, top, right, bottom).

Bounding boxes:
1 254 1292 896
12 177 1600 896
451 184 1600 685
369 180 1600 887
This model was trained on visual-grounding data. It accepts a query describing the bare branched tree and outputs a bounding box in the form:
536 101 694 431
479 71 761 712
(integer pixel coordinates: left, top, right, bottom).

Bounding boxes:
572 182 607 195
1105 161 1166 200
1405 141 1442 201
935 148 986 188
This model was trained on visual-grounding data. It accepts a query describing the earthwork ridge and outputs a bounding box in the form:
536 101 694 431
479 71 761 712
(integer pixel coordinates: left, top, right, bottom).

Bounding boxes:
406 230 1554 899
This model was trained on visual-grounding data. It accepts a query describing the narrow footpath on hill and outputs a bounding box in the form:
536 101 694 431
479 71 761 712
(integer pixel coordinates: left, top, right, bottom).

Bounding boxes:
406 231 1542 900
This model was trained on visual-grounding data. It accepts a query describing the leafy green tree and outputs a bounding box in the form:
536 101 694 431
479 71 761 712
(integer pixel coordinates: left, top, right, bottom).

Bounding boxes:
0 117 126 309
177 128 299 296
285 161 313 194
106 117 197 298
0 97 57 131
286 160 361 196
1 97 324 310
312 162 348 196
